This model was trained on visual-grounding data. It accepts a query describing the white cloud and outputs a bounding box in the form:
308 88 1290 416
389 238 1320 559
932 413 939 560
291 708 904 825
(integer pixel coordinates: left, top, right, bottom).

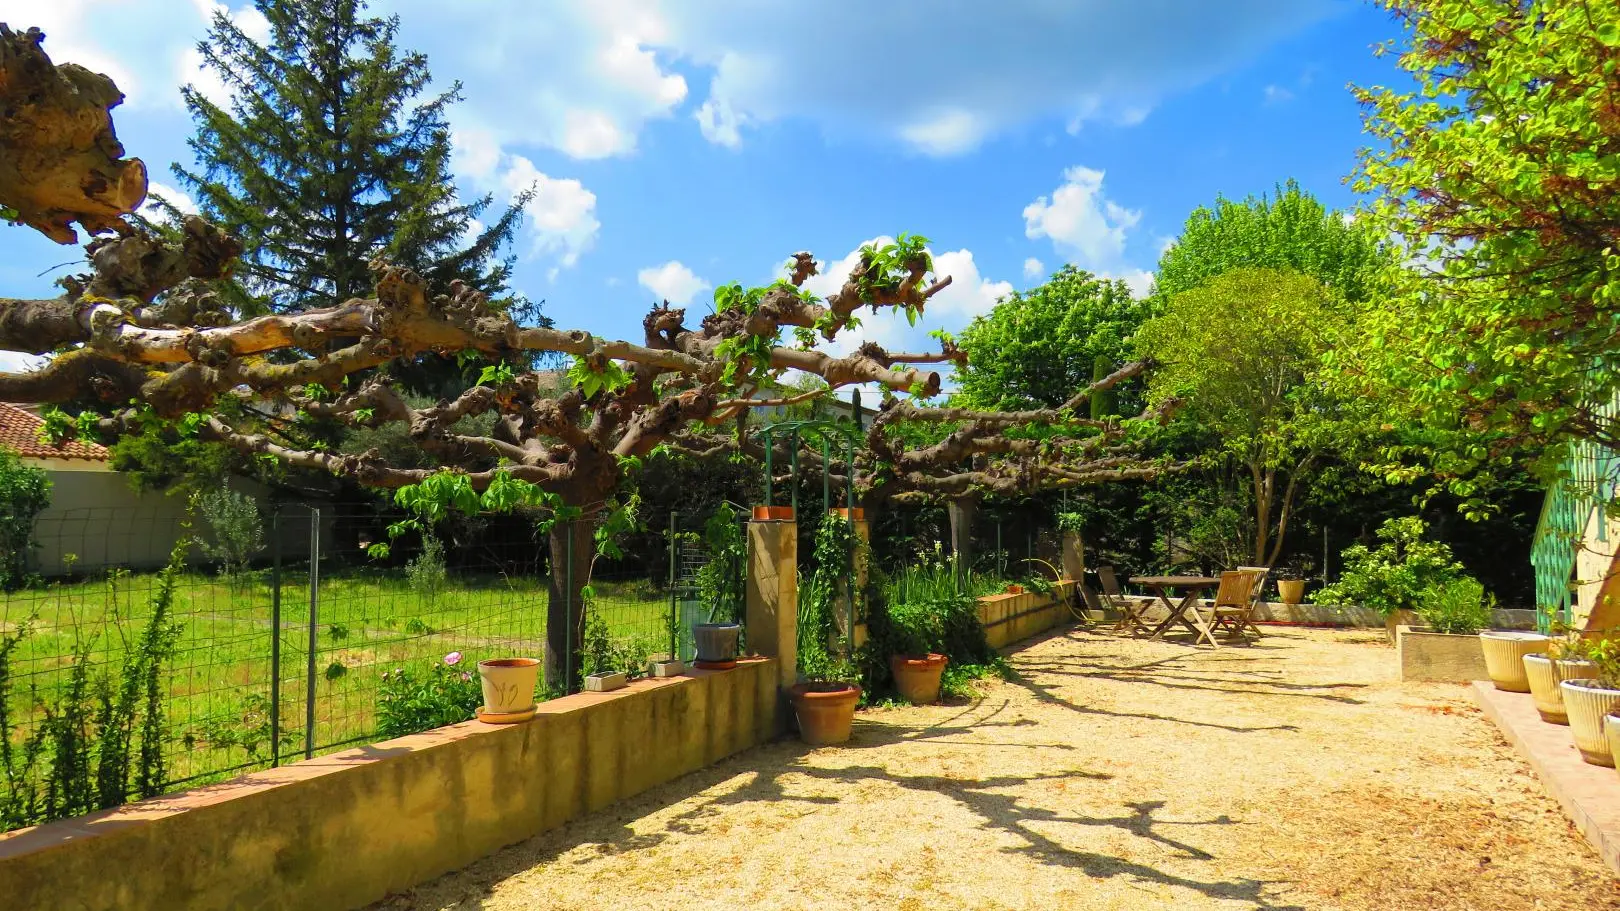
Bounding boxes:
695 86 747 147
560 109 631 159
140 181 198 222
637 261 710 305
0 350 45 373
498 156 600 268
1023 257 1045 281
1263 84 1294 104
1024 165 1142 267
800 238 1011 369
898 110 986 157
666 1 1334 153
1108 268 1156 298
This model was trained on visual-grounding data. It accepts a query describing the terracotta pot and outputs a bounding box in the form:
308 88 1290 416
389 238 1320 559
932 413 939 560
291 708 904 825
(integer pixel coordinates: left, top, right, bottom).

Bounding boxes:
1277 579 1305 605
1560 679 1620 766
1005 584 1024 595
477 657 540 714
751 505 795 521
829 508 865 521
1384 609 1418 645
789 682 861 746
889 653 948 706
1524 653 1594 724
1479 631 1548 692
693 622 741 669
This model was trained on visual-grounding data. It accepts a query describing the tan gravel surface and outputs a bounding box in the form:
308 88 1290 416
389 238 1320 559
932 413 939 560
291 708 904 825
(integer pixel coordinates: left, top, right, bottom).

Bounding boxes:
371 626 1620 911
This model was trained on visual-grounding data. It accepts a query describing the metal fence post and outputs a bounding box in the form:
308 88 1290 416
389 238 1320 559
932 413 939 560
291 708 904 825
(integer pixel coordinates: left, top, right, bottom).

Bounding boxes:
270 507 282 768
564 520 574 695
305 508 320 760
667 512 678 660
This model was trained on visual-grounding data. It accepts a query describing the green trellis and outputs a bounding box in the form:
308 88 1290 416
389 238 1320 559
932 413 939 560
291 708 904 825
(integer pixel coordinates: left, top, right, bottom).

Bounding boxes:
1531 391 1620 632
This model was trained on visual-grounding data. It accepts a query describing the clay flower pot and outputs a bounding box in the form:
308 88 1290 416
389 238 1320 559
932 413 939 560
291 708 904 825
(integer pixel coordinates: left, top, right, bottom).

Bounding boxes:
790 681 861 746
829 508 865 521
1005 584 1024 595
890 653 948 706
1560 678 1620 766
1277 579 1306 605
752 505 794 521
477 657 540 714
1479 631 1548 692
692 622 742 670
1524 653 1594 724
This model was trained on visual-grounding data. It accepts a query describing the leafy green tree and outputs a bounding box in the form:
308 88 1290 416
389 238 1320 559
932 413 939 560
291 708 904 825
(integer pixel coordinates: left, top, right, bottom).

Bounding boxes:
956 266 1148 412
175 0 528 316
1348 0 1620 497
0 446 50 591
1154 179 1390 304
1137 267 1351 565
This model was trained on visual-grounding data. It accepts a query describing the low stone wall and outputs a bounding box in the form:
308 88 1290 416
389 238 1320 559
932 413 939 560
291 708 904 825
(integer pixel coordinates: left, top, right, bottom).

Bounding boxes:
0 659 780 911
1248 602 1536 631
978 581 1077 649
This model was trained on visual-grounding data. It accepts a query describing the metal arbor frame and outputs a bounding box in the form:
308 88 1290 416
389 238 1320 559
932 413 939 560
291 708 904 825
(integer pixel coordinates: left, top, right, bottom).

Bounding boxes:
753 397 865 660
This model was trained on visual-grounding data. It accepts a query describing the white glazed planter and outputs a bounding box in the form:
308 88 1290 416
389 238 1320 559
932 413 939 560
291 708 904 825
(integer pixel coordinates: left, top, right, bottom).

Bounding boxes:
477 657 541 714
1524 654 1594 724
1559 678 1620 767
1607 715 1620 773
1479 631 1548 692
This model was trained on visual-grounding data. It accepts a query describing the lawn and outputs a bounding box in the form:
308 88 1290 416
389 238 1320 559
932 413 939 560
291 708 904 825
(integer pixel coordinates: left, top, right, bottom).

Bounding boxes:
0 564 671 796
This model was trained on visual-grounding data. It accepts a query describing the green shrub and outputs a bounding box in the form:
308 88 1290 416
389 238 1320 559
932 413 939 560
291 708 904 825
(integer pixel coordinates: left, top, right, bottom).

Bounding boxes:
196 489 263 582
0 446 50 592
1416 576 1493 634
376 652 481 738
404 534 448 607
1314 517 1463 616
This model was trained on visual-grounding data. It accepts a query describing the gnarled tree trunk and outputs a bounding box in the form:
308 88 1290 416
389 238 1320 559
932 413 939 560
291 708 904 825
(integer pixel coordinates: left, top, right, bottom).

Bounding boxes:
545 515 596 694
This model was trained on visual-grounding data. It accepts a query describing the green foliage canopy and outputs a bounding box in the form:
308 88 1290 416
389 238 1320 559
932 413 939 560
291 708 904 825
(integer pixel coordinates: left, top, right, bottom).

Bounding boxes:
1348 0 1620 491
956 266 1148 412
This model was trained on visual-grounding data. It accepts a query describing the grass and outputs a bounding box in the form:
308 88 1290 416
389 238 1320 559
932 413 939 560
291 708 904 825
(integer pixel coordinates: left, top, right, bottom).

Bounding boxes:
0 564 670 801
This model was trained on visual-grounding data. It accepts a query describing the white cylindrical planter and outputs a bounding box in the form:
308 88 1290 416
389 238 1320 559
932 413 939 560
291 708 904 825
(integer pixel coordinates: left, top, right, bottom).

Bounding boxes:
478 657 541 714
1606 715 1620 772
1479 631 1548 692
1524 654 1594 724
1560 679 1620 766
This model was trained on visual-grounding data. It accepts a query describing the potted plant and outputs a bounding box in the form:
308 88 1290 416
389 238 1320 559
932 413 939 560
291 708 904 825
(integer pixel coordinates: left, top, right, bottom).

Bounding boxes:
1276 567 1306 606
1004 583 1024 595
885 598 948 706
1479 628 1548 693
1558 635 1620 766
476 656 541 722
790 654 862 746
1397 577 1493 682
1525 624 1595 725
1314 517 1466 645
692 621 741 669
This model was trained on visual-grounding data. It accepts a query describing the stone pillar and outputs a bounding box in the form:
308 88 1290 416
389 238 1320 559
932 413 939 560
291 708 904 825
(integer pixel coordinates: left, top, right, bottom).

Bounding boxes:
746 515 797 692
1061 531 1087 582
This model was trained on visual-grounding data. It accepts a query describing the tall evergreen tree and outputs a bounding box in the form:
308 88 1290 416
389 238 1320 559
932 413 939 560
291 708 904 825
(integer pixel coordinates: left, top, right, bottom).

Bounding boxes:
174 0 530 318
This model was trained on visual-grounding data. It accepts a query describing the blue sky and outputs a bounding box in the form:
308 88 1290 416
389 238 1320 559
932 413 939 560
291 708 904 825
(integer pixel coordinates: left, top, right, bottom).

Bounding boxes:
0 0 1406 372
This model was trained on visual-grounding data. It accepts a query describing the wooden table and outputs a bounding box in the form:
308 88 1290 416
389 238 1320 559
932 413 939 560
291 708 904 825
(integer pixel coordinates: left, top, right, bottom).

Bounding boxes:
1130 575 1223 647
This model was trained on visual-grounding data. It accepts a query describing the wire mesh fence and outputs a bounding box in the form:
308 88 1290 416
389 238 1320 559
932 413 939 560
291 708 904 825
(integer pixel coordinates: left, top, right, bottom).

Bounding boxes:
0 500 720 832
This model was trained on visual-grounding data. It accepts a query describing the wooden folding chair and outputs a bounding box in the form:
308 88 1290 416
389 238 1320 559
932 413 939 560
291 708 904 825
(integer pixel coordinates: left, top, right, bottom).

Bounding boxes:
1237 565 1271 608
1098 566 1154 635
1210 569 1266 640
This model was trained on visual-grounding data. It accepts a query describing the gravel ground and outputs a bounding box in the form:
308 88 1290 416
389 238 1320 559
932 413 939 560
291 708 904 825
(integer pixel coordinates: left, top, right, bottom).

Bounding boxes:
371 626 1620 911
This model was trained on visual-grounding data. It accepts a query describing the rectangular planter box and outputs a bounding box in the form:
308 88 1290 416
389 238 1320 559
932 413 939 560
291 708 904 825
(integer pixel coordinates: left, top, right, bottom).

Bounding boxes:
648 659 684 678
584 671 628 692
1397 625 1487 683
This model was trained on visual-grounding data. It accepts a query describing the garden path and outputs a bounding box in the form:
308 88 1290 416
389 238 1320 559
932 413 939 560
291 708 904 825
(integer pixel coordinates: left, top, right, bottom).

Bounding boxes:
370 627 1620 911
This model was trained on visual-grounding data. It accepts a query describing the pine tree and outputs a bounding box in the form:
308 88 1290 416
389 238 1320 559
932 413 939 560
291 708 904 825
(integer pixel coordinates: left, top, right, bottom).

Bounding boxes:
173 0 531 318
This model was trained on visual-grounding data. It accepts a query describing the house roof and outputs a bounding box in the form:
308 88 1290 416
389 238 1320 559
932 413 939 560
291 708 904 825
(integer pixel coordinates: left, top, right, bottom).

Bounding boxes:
0 402 111 462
